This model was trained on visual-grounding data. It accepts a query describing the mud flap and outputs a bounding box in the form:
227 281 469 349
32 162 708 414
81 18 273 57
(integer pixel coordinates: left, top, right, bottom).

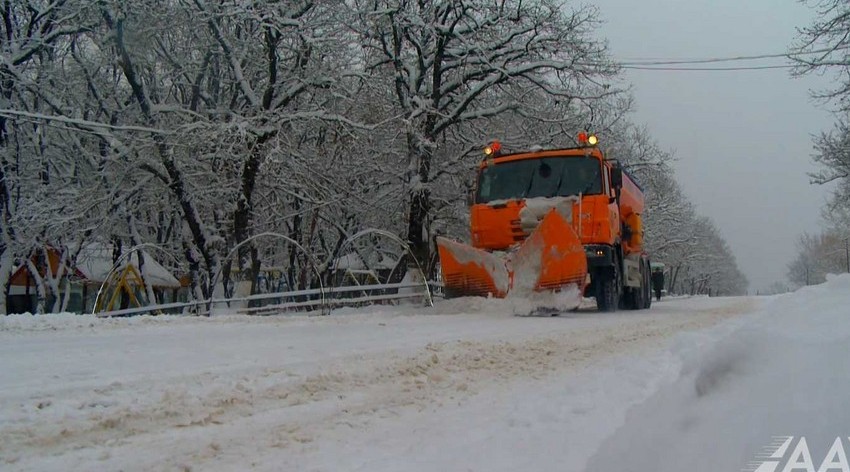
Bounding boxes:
438 209 588 298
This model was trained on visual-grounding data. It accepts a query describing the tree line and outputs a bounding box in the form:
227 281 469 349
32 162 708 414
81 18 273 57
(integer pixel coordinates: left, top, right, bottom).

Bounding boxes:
785 0 850 289
0 0 747 314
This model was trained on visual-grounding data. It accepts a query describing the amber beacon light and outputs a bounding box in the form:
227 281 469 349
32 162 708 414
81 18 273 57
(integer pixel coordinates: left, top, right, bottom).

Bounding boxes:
484 140 502 156
577 132 598 146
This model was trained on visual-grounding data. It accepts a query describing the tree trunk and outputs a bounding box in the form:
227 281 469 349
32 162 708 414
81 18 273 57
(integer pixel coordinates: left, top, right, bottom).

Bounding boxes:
25 255 46 314
0 77 15 315
182 236 204 309
108 11 220 298
288 197 303 290
111 236 124 309
0 247 12 315
248 246 261 308
405 132 433 269
233 139 267 268
60 277 71 312
669 265 680 294
46 247 68 314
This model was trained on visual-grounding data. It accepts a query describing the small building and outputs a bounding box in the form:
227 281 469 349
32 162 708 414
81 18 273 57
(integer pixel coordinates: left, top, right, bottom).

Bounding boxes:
7 245 185 314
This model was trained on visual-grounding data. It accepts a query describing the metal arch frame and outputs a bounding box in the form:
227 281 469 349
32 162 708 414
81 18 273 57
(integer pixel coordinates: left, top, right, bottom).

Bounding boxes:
208 232 328 316
332 228 433 307
91 243 182 315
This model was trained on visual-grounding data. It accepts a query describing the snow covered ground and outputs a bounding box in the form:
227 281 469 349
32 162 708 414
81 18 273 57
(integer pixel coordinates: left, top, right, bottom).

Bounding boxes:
1 276 847 471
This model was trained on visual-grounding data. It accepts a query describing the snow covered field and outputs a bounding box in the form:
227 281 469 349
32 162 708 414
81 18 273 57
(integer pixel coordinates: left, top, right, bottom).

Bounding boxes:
1 276 848 471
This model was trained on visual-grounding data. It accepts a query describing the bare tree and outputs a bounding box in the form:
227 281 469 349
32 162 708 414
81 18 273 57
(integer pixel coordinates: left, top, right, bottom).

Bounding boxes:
809 120 850 223
0 0 103 312
791 1 850 277
791 0 850 110
349 0 619 266
787 231 849 287
0 1 750 312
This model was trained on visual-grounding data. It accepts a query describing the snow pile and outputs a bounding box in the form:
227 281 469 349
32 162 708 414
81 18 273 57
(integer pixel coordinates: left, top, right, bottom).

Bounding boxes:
508 286 583 315
0 310 379 334
436 288 582 317
509 230 544 295
518 196 576 233
585 273 850 472
0 312 190 332
506 231 582 314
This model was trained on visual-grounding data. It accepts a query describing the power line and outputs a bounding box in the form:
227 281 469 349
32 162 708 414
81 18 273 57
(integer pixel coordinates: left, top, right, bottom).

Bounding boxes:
591 44 850 71
620 64 795 71
576 60 796 72
614 44 850 66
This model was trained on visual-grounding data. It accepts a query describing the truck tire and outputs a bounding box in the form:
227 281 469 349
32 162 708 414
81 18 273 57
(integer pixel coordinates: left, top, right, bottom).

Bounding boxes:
595 265 619 312
642 261 652 309
622 259 645 310
621 289 632 309
630 280 644 311
443 287 461 299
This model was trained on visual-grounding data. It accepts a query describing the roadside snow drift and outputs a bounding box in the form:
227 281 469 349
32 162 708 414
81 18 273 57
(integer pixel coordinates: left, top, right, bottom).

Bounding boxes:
586 273 850 472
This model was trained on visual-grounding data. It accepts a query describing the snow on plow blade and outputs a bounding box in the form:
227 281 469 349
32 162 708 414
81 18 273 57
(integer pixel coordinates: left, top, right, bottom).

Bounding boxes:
437 237 510 297
437 209 588 298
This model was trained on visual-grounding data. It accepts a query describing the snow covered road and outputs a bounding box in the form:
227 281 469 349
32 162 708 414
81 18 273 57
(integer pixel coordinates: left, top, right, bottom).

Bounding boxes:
0 295 758 471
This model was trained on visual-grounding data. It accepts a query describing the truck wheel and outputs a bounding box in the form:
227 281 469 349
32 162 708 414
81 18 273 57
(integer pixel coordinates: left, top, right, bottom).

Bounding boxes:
640 261 649 308
443 287 461 299
642 261 652 309
595 266 619 312
630 278 644 310
620 287 638 310
622 261 644 310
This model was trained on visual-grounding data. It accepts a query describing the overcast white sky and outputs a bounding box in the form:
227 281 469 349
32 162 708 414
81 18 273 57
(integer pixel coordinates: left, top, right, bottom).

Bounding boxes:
590 0 837 293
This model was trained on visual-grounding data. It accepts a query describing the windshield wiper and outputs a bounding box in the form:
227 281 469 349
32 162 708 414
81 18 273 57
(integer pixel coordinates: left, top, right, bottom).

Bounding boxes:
521 165 538 199
553 166 565 197
580 167 601 196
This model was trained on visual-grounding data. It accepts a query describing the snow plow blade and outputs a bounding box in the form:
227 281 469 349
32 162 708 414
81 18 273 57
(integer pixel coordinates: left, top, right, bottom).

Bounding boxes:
437 237 510 297
437 209 588 298
512 208 588 293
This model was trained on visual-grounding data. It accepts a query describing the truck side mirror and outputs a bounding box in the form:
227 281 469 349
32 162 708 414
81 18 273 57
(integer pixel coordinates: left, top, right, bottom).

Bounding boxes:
466 188 475 205
611 166 623 190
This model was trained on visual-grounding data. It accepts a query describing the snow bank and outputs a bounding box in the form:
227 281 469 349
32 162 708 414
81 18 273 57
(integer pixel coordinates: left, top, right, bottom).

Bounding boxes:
436 288 582 317
585 273 850 472
0 312 176 332
0 310 378 334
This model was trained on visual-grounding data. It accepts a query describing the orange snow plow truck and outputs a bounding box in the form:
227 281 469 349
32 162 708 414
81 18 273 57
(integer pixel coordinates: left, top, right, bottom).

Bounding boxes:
437 134 652 311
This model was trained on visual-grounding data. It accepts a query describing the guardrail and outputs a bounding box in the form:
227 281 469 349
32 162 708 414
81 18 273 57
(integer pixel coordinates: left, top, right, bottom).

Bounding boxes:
94 281 442 318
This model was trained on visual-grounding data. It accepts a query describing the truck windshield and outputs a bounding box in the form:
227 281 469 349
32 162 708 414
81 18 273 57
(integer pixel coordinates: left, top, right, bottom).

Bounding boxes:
476 156 603 203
